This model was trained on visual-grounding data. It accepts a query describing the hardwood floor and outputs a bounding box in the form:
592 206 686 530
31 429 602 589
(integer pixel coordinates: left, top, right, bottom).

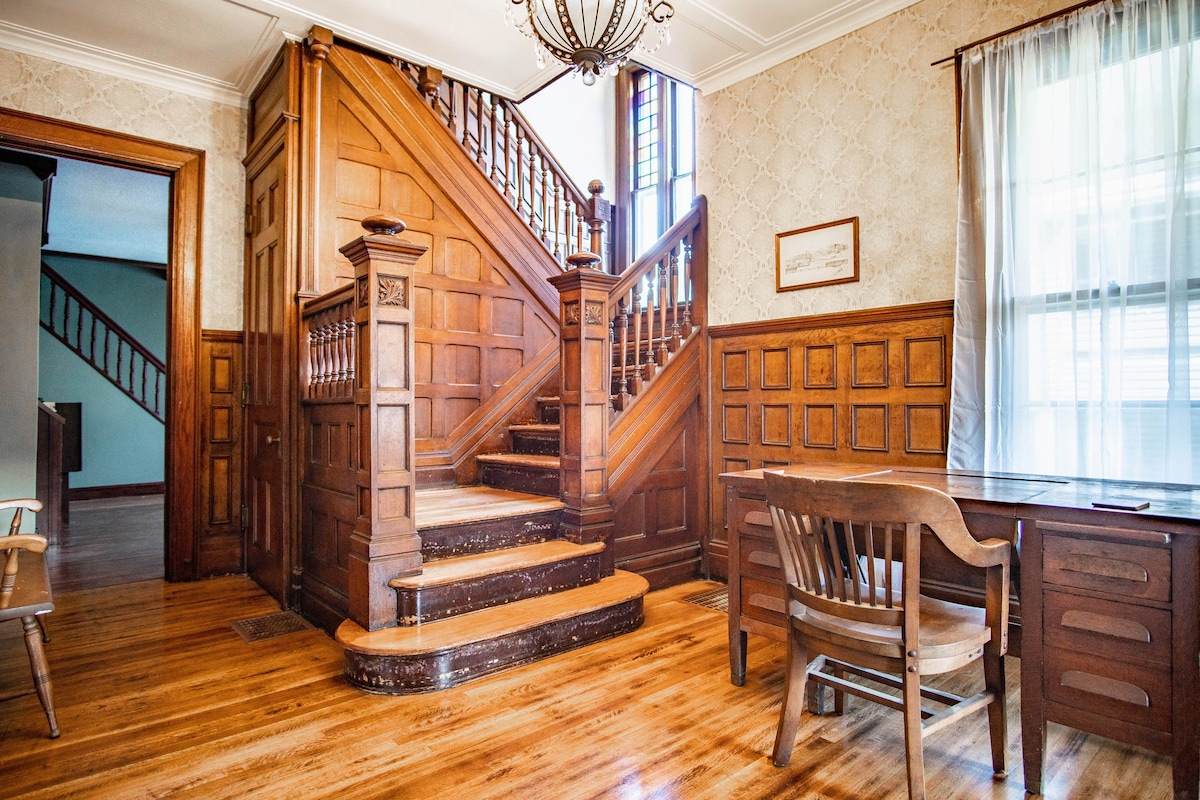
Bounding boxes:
44 496 164 592
0 573 1174 798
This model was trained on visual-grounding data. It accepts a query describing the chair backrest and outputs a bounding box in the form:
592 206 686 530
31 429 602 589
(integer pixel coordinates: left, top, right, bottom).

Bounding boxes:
763 472 978 631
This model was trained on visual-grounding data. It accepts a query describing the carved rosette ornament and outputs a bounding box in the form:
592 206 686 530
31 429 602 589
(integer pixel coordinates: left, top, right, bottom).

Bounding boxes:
584 301 605 326
377 275 407 307
563 301 581 326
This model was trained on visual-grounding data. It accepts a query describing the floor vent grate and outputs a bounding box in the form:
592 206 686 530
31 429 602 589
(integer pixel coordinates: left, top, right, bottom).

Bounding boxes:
231 611 313 643
683 587 728 614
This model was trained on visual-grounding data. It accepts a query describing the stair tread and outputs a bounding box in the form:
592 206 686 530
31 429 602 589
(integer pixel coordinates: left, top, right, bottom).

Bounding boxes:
389 540 603 589
415 486 563 529
338 570 649 655
476 453 560 469
508 423 559 433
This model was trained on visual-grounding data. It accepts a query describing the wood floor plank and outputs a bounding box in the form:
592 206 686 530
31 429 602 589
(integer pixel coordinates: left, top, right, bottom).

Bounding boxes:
0 573 1176 799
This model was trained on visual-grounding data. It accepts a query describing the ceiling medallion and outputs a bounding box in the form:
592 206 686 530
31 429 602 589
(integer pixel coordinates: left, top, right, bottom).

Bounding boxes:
507 0 674 85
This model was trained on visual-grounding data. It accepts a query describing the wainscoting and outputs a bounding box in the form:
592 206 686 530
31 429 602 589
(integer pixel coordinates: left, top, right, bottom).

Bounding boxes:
706 301 954 578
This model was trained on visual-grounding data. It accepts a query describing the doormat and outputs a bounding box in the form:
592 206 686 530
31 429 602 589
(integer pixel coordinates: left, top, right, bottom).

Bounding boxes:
683 586 728 613
231 611 314 643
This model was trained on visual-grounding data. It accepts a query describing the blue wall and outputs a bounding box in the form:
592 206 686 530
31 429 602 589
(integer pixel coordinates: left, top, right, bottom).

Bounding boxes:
38 254 166 489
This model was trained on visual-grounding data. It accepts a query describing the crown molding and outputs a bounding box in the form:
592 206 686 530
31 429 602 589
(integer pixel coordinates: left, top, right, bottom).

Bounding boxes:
0 20 252 108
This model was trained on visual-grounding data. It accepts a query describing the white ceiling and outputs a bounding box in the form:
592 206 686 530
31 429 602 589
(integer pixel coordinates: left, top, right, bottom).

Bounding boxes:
0 0 919 105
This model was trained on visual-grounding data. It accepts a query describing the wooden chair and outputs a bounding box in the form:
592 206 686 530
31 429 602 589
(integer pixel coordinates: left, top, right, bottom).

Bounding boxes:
763 472 1009 799
1 498 60 738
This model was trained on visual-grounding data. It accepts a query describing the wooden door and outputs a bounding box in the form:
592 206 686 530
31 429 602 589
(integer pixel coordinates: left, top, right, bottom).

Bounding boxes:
244 142 293 604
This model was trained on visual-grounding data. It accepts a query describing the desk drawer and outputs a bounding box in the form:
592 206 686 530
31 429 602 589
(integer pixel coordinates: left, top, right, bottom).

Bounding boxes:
1043 645 1172 732
1042 535 1170 601
1043 590 1171 668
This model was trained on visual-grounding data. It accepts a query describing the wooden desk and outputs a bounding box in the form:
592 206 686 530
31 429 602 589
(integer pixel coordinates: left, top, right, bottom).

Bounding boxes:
720 465 1200 800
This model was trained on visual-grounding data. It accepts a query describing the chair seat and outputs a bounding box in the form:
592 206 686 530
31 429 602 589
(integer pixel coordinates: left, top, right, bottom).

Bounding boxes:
792 593 990 670
0 550 53 622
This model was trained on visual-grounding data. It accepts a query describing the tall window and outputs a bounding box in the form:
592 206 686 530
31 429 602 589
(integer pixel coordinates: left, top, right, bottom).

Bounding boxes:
949 0 1199 482
628 68 695 260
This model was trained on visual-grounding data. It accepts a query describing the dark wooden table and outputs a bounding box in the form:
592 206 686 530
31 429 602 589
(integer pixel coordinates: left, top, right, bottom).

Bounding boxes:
720 464 1200 800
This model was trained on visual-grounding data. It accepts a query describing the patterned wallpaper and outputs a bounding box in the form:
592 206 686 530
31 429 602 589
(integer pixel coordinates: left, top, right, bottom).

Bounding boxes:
0 47 246 331
697 0 1070 327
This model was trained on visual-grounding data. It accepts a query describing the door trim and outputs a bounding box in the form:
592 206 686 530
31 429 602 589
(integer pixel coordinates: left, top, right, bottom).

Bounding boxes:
0 107 205 581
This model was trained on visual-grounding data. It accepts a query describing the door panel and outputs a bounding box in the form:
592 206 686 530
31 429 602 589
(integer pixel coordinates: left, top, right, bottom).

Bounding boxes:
244 145 291 604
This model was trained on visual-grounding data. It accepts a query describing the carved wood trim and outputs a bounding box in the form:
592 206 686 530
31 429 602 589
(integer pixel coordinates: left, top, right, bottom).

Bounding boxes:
0 107 204 582
709 300 956 339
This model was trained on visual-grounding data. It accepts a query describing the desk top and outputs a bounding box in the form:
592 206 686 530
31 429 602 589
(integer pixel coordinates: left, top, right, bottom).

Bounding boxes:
719 464 1200 529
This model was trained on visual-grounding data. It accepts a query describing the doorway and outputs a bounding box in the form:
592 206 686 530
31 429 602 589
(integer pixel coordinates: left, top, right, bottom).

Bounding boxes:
0 107 204 582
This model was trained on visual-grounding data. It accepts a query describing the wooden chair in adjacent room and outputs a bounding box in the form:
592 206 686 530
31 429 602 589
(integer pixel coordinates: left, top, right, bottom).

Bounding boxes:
1 498 60 738
763 472 1010 800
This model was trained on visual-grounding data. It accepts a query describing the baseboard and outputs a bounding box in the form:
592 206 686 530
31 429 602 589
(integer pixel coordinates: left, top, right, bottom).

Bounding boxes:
70 482 165 501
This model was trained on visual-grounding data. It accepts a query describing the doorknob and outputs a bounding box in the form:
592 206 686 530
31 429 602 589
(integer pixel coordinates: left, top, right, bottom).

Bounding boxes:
265 435 281 445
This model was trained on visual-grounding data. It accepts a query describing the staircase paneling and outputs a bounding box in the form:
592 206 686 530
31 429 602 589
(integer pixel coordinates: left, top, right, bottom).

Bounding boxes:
198 330 244 577
707 301 955 579
311 48 562 487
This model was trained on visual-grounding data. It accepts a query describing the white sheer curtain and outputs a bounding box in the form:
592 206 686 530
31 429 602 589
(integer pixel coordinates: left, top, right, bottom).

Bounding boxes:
948 0 1199 482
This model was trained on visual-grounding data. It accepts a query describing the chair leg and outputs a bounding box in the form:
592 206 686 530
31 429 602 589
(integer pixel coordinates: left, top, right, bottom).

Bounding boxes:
772 631 809 767
984 649 1008 779
21 615 60 739
901 666 926 800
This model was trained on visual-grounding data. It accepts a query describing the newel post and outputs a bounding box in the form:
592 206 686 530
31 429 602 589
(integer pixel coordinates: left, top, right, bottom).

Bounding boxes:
340 214 429 631
549 253 619 574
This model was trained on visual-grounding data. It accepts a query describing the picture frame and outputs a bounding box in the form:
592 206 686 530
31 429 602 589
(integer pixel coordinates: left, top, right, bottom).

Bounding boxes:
775 216 859 292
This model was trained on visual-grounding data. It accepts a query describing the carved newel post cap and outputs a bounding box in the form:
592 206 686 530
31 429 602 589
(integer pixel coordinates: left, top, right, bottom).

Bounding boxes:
588 179 604 197
566 251 602 271
361 214 407 236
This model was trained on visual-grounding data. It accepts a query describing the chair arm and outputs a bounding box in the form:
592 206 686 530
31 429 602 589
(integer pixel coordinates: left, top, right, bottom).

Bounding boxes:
3 534 49 554
0 498 43 512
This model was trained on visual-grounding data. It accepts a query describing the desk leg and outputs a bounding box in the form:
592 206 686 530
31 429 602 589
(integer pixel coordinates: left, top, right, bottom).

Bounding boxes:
1020 519 1046 795
726 484 747 686
1172 537 1199 800
731 628 747 686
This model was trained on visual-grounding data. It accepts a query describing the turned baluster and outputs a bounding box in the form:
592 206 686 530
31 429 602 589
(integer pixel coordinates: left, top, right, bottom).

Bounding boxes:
516 131 526 221
306 327 318 398
476 91 486 166
631 282 648 390
540 160 550 243
669 247 681 350
490 95 500 185
615 297 630 410
553 182 563 258
73 299 82 351
530 140 540 227
461 83 471 149
103 325 111 376
503 114 514 202
314 321 328 397
89 316 98 366
339 318 353 395
447 79 458 136
654 260 668 366
681 240 694 338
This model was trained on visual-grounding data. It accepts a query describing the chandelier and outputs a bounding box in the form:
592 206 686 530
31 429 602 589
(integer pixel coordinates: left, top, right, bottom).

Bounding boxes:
507 0 675 85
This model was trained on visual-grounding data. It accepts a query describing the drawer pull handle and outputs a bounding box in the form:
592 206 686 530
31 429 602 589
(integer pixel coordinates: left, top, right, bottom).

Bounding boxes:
1060 670 1150 707
1060 610 1151 643
1059 554 1149 583
748 592 785 613
749 551 781 568
745 511 772 528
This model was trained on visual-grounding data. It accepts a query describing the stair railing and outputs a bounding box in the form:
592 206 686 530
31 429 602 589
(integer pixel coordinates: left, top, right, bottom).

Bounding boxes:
395 61 610 271
301 285 356 400
39 262 166 423
607 197 707 419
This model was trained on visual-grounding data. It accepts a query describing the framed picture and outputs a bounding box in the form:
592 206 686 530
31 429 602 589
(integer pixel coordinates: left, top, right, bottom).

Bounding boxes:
775 216 859 292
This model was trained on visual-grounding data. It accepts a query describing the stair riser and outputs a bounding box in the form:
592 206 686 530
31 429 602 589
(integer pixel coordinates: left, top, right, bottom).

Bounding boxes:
344 598 645 694
420 510 561 561
511 430 560 457
538 402 560 425
479 462 560 497
396 551 603 625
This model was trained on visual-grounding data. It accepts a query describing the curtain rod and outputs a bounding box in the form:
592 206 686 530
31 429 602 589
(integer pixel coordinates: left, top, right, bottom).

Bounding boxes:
931 0 1110 65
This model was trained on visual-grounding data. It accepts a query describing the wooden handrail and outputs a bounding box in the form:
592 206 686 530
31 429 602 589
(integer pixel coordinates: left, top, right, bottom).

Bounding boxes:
39 262 166 423
394 61 609 270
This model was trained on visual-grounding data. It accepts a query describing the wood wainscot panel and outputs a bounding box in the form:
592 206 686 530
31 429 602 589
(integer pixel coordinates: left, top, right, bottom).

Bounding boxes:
312 49 562 488
198 330 244 576
707 301 954 580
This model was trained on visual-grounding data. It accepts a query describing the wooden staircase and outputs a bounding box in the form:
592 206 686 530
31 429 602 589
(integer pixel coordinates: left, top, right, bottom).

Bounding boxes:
336 488 647 693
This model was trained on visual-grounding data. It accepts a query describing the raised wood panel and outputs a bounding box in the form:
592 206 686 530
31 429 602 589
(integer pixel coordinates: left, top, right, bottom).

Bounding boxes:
613 401 703 589
299 401 358 624
198 331 244 577
314 65 560 484
708 302 955 580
